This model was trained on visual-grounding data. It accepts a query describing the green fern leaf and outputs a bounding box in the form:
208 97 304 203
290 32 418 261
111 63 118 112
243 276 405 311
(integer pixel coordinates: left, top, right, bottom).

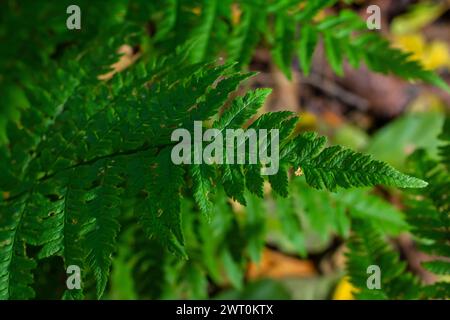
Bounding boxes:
346 220 420 299
271 13 296 79
404 121 450 298
222 165 247 205
438 117 450 170
275 193 307 257
0 201 36 299
289 132 427 191
268 165 289 197
422 261 450 276
190 0 219 63
214 88 272 130
228 1 266 67
323 31 344 76
190 164 215 217
299 24 318 76
85 160 123 299
138 147 186 258
244 164 265 198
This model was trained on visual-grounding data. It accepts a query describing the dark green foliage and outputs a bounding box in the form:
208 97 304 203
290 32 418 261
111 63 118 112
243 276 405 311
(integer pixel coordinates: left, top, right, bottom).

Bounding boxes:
269 177 408 258
1 0 449 146
0 0 447 300
346 220 420 300
0 51 426 298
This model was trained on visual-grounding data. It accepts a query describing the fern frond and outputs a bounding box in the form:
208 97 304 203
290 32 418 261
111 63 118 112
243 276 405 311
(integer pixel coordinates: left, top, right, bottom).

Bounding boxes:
336 189 408 235
422 282 450 300
272 12 296 78
287 132 427 191
228 0 266 67
138 147 186 258
438 117 450 171
298 24 319 76
189 0 219 63
85 160 123 299
214 88 272 130
404 120 450 298
0 22 432 300
0 200 36 299
304 10 450 92
190 164 215 217
268 177 407 257
422 261 450 276
346 220 420 299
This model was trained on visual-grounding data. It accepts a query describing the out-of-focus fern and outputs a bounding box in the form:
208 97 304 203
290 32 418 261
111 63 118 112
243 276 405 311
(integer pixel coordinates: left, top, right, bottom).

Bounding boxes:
346 220 421 300
300 10 449 93
346 119 450 300
149 0 449 90
403 118 450 299
267 177 408 257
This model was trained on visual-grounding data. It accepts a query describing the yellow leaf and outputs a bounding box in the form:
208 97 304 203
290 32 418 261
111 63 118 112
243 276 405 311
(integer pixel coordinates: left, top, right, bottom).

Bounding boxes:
423 41 450 70
393 34 425 63
231 3 242 25
393 35 450 70
332 277 358 300
192 7 202 16
391 2 448 35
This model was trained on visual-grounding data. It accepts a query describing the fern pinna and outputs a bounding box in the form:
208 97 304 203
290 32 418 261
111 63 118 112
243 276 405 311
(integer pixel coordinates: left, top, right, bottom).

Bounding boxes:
0 0 447 300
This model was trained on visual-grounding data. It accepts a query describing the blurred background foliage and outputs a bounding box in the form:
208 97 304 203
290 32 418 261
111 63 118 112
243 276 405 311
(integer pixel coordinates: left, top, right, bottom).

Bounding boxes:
1 0 449 300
